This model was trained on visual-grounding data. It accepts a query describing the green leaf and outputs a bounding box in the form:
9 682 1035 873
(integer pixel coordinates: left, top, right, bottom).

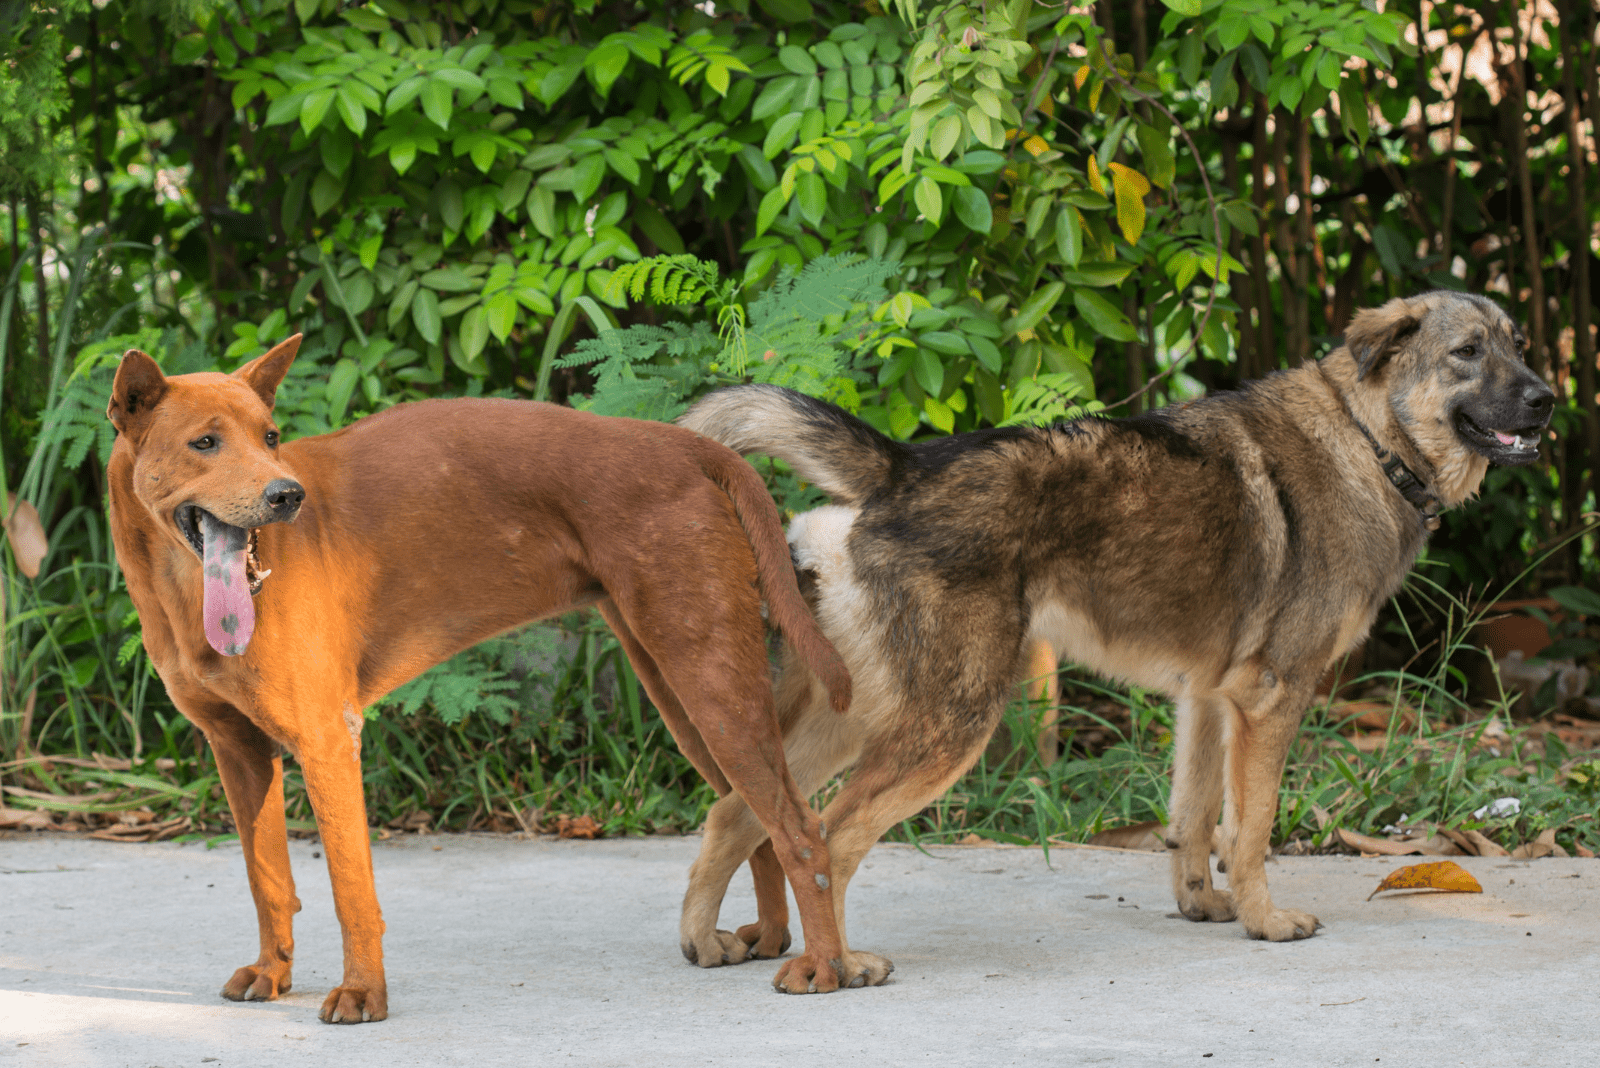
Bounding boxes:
459 305 490 364
433 68 485 92
757 0 813 22
1159 0 1202 15
603 147 641 186
1055 207 1082 267
920 331 969 356
1012 282 1065 333
756 186 788 236
300 87 336 136
795 171 827 227
1073 289 1137 342
912 348 944 397
485 290 519 341
764 112 803 159
952 185 992 233
752 76 801 121
389 139 418 175
588 42 631 98
412 287 442 344
358 234 382 271
311 171 344 217
1549 586 1600 618
571 154 606 203
470 137 497 173
326 358 360 426
930 114 962 161
1135 124 1175 189
421 78 454 129
779 46 817 76
913 175 943 225
336 87 367 135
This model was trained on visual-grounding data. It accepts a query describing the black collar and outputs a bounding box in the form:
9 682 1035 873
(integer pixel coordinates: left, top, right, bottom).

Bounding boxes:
1349 419 1443 532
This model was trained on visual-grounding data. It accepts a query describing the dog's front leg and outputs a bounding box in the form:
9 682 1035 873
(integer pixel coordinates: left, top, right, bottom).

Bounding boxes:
1221 680 1320 941
187 701 301 1004
292 711 388 1023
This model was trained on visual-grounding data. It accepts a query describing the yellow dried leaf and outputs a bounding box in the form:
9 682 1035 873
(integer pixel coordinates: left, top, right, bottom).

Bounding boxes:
1086 156 1104 195
1367 860 1483 901
1073 64 1091 91
1023 135 1050 157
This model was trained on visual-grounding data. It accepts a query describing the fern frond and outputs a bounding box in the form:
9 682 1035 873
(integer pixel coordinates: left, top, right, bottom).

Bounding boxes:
604 254 724 309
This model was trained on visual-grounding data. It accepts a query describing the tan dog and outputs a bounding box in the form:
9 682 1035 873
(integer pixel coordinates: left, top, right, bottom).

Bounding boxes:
106 335 859 1022
676 292 1553 981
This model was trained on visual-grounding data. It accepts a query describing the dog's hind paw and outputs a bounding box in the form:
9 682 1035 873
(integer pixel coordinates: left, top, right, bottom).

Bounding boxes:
319 984 388 1024
840 951 893 989
220 962 291 1002
735 920 792 959
680 929 753 968
1177 887 1237 923
1246 907 1321 941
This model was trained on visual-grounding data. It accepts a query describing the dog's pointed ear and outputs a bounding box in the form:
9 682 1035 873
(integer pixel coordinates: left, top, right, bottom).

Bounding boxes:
1345 301 1421 380
108 349 169 433
233 333 302 410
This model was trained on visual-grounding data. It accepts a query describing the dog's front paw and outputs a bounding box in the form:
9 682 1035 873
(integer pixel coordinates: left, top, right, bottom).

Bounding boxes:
771 952 844 994
221 960 292 1002
318 984 387 1024
735 919 792 959
1176 887 1237 923
1245 907 1320 941
680 929 753 968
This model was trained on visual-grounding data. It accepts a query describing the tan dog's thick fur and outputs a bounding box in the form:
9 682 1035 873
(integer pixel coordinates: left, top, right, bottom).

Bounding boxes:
676 292 1553 979
106 336 861 1021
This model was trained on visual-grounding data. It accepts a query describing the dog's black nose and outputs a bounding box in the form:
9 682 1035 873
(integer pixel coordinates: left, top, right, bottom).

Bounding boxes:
1522 379 1555 418
263 478 305 516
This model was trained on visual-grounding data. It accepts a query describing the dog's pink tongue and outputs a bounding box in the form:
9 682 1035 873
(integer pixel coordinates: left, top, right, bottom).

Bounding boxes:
1495 431 1516 446
199 511 254 656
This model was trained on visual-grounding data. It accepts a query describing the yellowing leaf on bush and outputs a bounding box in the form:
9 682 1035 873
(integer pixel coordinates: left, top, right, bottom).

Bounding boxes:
1086 155 1104 195
1108 163 1151 245
1366 860 1483 902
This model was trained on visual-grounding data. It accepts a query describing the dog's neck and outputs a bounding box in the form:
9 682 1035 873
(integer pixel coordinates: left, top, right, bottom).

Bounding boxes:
1313 354 1444 531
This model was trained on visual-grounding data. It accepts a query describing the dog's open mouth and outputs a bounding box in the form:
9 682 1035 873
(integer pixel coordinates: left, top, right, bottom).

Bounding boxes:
1453 410 1543 464
174 505 266 658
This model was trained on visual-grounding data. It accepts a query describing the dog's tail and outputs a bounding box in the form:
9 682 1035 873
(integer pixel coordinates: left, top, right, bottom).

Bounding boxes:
694 437 853 713
679 384 902 508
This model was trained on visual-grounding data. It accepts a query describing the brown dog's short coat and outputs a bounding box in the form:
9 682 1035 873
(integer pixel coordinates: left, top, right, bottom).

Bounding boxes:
106 335 858 1021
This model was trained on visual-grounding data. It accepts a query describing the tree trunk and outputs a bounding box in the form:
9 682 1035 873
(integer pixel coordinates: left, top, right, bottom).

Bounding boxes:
1503 5 1548 378
1221 132 1255 380
1251 94 1276 373
1559 7 1596 523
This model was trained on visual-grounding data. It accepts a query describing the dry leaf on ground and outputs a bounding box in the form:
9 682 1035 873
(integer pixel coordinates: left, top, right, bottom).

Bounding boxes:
1367 860 1484 901
1086 820 1166 851
1463 829 1510 857
554 814 602 840
1333 828 1462 857
1510 827 1567 859
3 494 47 579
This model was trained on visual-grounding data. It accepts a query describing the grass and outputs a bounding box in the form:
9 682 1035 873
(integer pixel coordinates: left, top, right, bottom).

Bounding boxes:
6 576 1599 858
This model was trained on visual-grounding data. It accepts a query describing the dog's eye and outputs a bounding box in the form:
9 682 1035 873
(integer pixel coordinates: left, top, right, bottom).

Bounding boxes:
189 436 217 451
1453 345 1478 359
266 430 280 448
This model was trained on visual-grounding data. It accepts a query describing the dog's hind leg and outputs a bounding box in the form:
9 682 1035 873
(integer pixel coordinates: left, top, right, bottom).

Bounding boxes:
1167 690 1236 923
679 665 860 975
801 732 988 987
187 698 301 1004
599 600 791 961
1221 676 1320 941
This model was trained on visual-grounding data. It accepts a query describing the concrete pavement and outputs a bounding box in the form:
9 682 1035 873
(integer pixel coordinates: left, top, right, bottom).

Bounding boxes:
2 833 1595 1067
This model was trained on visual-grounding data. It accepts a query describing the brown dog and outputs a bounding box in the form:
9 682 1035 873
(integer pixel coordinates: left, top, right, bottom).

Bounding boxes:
677 292 1553 980
106 334 857 1022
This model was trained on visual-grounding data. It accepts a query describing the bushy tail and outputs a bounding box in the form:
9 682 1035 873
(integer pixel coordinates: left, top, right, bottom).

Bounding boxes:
694 437 853 713
679 384 902 508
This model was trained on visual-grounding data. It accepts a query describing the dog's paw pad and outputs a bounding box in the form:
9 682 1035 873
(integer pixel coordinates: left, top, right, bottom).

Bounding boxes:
1248 908 1320 941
